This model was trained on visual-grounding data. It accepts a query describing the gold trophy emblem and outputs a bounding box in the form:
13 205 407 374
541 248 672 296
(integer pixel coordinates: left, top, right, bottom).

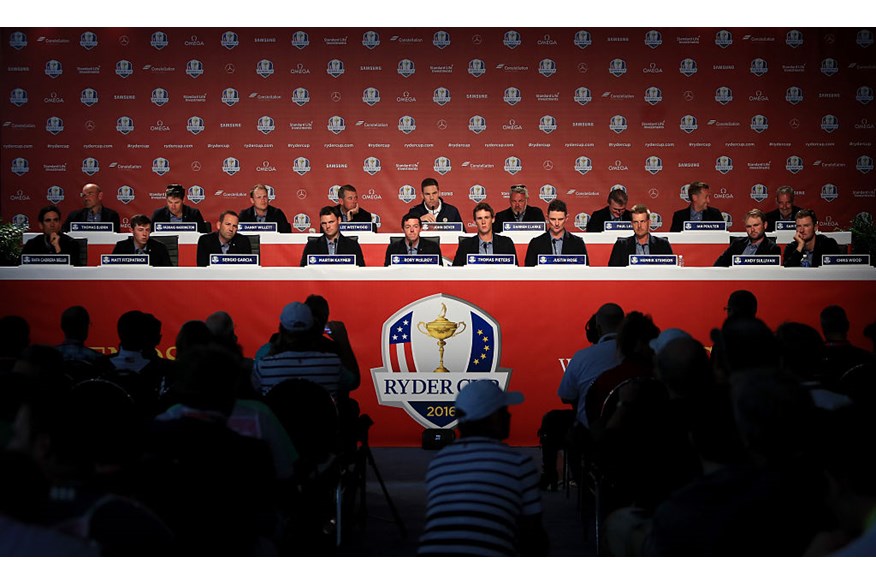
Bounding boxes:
417 303 467 373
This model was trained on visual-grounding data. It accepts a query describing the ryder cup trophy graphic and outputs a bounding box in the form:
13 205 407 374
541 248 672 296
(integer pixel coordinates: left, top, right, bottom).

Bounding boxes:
418 303 466 372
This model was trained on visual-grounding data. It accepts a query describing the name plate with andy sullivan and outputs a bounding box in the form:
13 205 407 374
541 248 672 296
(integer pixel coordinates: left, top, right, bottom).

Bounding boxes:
731 255 781 266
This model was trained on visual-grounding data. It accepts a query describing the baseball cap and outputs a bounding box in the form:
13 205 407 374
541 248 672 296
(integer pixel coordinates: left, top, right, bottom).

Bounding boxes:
455 380 524 423
649 328 692 355
280 302 314 332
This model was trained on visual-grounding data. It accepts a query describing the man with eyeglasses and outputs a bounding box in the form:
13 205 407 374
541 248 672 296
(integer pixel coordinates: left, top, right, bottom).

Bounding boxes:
494 184 546 233
62 183 121 232
586 188 632 233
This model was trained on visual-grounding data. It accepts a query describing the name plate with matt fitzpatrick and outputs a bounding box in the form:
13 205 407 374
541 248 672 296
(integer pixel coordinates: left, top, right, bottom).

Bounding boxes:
101 254 149 265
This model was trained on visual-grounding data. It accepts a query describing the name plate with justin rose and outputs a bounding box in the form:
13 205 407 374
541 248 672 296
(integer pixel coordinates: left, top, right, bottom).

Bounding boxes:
154 222 198 232
774 221 796 231
306 254 356 266
69 222 113 232
390 254 441 265
629 254 679 266
20 254 71 265
466 254 516 265
821 254 871 266
683 221 727 231
731 255 781 266
422 222 463 232
209 254 259 266
502 221 545 232
238 222 277 233
604 221 633 231
101 254 150 266
537 255 587 265
339 222 374 233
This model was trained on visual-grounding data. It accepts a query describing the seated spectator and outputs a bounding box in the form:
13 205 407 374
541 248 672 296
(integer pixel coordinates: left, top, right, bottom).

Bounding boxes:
819 305 872 391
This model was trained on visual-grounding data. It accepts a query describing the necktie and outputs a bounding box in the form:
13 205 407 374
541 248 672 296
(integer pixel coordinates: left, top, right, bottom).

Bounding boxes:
482 241 489 254
553 239 560 254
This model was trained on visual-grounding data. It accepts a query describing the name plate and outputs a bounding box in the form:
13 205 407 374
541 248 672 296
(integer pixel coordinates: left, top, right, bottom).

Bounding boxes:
69 222 112 232
502 221 545 232
101 254 149 266
732 255 781 266
238 222 277 233
629 254 678 266
538 254 587 265
390 254 440 265
821 254 871 266
422 222 463 232
774 220 796 231
604 221 633 231
466 254 516 265
683 221 727 231
339 222 374 233
154 222 197 232
209 254 259 265
20 254 70 265
307 254 356 265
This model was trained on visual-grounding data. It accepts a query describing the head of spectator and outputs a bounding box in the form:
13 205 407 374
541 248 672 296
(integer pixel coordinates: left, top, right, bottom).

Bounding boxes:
163 184 186 219
712 317 778 381
616 311 660 362
726 290 758 320
173 345 240 417
175 320 214 360
270 302 317 356
60 305 90 343
776 322 826 382
820 305 851 343
206 311 237 346
117 310 148 353
454 380 524 440
865 322 876 354
592 302 625 341
305 295 330 333
653 333 713 400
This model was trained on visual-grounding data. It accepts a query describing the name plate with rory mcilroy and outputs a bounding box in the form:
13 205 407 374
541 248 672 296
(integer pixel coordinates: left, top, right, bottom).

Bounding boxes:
390 254 441 265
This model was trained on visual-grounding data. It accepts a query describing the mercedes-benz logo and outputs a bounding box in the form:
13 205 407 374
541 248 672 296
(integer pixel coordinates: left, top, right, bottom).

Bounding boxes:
437 119 448 130
683 90 694 101
225 64 235 74
331 91 342 102
85 120 96 131
191 161 202 171
119 35 129 46
297 189 307 200
649 188 659 199
472 34 482 45
790 118 800 129
543 160 554 170
577 63 589 73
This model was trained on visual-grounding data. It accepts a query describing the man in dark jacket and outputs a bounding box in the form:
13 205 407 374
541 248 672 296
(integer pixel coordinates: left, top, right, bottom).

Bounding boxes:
586 188 632 233
111 214 173 267
62 183 121 232
384 213 442 265
299 206 365 266
764 186 802 230
196 211 252 266
670 181 722 231
783 209 842 267
713 209 781 267
609 204 673 266
22 205 83 265
524 199 588 266
409 177 464 229
238 183 292 233
151 184 210 233
453 202 517 265
494 184 546 233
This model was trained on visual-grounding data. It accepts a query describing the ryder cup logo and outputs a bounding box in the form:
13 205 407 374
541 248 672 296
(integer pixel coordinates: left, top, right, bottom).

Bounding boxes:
715 86 733 105
645 156 663 174
644 87 663 105
538 115 557 134
151 88 168 106
398 115 416 134
45 59 63 78
469 185 487 203
469 115 487 134
10 88 28 107
81 157 99 176
257 116 276 134
188 185 205 204
858 155 874 174
539 185 557 203
433 30 451 49
857 86 873 105
786 86 804 105
46 117 64 135
750 184 769 203
609 58 627 77
821 114 839 133
433 87 451 106
115 60 134 78
151 31 169 50
786 30 804 48
222 157 241 176
371 294 511 430
398 185 417 204
679 58 697 76
186 116 205 135
80 87 98 107
9 31 27 50
786 156 804 174
504 87 522 105
117 185 135 205
363 156 381 175
362 30 380 49
721 212 734 229
468 59 486 77
503 30 522 48
574 87 592 105
47 186 64 204
821 58 839 76
186 59 204 78
539 59 557 77
575 156 593 175
610 115 628 133
221 87 239 106
821 184 838 202
857 29 874 48
362 87 380 106
504 156 522 175
680 184 691 202
751 114 769 133
79 31 97 50
434 157 452 176
716 156 733 174
11 158 29 176
644 30 662 48
650 212 664 230
292 87 311 106
221 31 239 49
256 59 274 78
293 213 311 232
291 31 309 49
152 157 170 176
328 185 340 204
293 157 312 176
680 115 698 133
327 115 345 134
750 58 768 76
574 212 591 230
715 29 733 48
574 30 592 49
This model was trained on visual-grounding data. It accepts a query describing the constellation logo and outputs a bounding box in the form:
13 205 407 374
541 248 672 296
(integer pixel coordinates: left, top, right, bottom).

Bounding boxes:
715 86 733 105
610 115 628 134
468 59 486 77
504 156 522 175
362 30 380 49
821 58 839 76
644 30 662 48
750 184 769 202
433 30 451 49
538 58 556 77
503 87 521 105
857 86 874 105
292 87 310 106
469 185 487 203
786 29 804 48
857 29 874 48
469 115 486 134
434 157 451 176
716 155 733 174
504 30 522 48
398 115 416 134
363 156 381 175
680 115 698 133
115 59 133 78
185 59 204 78
821 114 839 133
644 156 663 174
858 155 874 174
750 58 768 76
715 29 733 48
433 87 451 106
398 185 417 204
609 58 627 77
574 30 592 48
150 88 168 106
751 114 769 133
786 86 804 105
327 59 345 77
80 87 98 107
46 185 64 204
11 157 29 176
81 157 99 176
9 31 27 50
45 116 64 135
644 87 662 105
539 115 557 134
786 155 804 174
679 58 697 76
575 156 592 175
151 31 168 50
186 116 204 135
221 88 239 106
256 115 275 135
574 212 591 230
10 87 27 107
116 185 134 205
222 157 240 176
821 184 838 202
291 31 309 49
221 31 239 49
152 157 170 176
539 185 557 203
574 87 592 105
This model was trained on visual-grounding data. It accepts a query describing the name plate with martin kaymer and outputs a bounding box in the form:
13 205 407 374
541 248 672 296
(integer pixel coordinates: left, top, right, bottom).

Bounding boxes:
69 222 113 232
821 254 871 266
774 221 796 231
209 254 259 266
153 222 197 232
683 221 727 231
390 255 441 265
20 254 71 265
502 222 545 232
629 255 679 266
101 254 149 266
537 255 587 265
731 255 781 266
237 222 277 233
466 255 516 265
306 255 356 266
604 221 633 231
422 222 463 232
339 223 374 233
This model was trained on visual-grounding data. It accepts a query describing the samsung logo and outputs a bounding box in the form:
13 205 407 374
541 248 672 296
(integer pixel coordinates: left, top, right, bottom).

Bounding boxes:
8 66 29 72
607 37 629 42
678 162 700 168
466 93 488 99
819 92 841 98
220 123 242 128
572 122 594 127
254 37 276 43
325 163 348 168
114 94 136 100
360 66 382 71
713 65 735 70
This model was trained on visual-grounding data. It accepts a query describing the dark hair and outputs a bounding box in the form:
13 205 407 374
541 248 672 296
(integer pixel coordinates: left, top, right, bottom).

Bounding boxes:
37 205 62 223
727 289 757 320
608 188 628 205
305 294 330 330
472 202 494 219
820 305 850 339
338 184 356 198
795 208 817 223
616 311 659 360
130 214 152 229
547 200 568 215
60 305 90 341
117 310 148 351
165 184 185 199
421 177 439 192
218 209 239 223
688 181 710 197
319 205 341 219
401 212 422 228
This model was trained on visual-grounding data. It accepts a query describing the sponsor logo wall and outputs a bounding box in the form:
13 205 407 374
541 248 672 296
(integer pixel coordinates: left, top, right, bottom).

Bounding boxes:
3 27 874 231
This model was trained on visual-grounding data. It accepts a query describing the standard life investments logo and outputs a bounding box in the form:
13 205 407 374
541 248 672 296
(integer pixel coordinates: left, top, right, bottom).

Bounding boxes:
371 294 511 429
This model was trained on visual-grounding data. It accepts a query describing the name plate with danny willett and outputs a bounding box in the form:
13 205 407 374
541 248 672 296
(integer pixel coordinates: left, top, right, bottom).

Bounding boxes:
209 254 259 266
101 254 149 266
69 222 113 232
629 254 679 266
306 255 356 266
537 255 587 265
466 255 516 265
238 222 277 232
20 254 71 265
391 255 441 265
821 254 871 266
731 255 781 266
502 222 545 232
154 222 197 232
422 222 463 232
683 221 727 231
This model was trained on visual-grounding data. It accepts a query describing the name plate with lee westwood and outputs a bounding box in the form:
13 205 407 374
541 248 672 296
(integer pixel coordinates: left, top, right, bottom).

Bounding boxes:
306 255 357 266
821 254 871 266
153 222 198 232
339 222 374 233
20 254 71 265
731 255 781 266
629 255 679 266
101 254 150 266
69 222 113 232
422 222 463 232
537 255 587 265
237 222 277 233
502 221 545 232
390 254 441 265
683 221 727 231
466 254 516 265
209 254 259 266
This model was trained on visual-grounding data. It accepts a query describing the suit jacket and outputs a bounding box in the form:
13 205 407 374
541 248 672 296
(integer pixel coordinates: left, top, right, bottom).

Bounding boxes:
524 231 589 266
333 205 373 226
21 233 83 266
299 234 365 266
409 199 464 228
713 237 781 267
196 232 253 267
586 206 633 233
151 205 211 233
111 237 173 267
238 205 292 233
764 206 802 231
452 233 517 266
63 206 121 232
783 233 842 267
494 206 546 233
608 234 674 267
669 206 724 232
383 237 442 266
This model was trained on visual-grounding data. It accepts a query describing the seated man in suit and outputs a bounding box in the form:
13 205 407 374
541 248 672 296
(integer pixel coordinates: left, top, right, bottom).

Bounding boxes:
783 209 842 267
384 212 442 266
669 181 723 231
21 205 83 265
62 183 121 232
333 184 373 225
452 202 517 266
714 209 781 266
238 183 292 233
196 210 252 266
764 185 802 230
586 187 632 233
494 184 546 233
299 206 365 266
150 184 210 233
410 177 464 228
608 204 673 266
524 199 588 266
111 214 172 266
